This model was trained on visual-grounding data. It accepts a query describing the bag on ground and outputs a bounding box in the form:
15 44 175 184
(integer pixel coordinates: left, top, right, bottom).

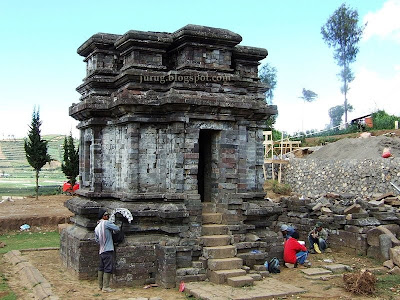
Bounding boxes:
268 257 280 273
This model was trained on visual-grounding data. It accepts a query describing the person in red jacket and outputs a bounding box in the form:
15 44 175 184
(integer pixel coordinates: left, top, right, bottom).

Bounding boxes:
283 231 308 268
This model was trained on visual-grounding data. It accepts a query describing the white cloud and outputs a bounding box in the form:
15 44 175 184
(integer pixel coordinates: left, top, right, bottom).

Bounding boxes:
363 0 400 42
347 67 400 119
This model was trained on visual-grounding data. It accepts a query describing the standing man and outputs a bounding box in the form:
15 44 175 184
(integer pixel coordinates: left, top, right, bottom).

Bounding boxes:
95 209 120 292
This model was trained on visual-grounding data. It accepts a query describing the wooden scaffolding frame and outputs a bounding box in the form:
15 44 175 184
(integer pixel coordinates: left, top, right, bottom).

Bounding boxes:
263 131 301 182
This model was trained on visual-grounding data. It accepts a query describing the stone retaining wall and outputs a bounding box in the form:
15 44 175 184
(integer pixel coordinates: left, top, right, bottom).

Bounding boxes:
277 194 400 257
282 158 400 197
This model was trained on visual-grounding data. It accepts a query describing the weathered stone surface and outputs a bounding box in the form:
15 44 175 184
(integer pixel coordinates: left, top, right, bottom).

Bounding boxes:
379 234 393 261
227 275 254 287
203 245 236 259
389 266 400 275
322 264 351 273
245 233 260 242
202 224 228 236
248 273 262 281
390 246 400 267
383 260 394 269
201 235 231 247
344 204 361 214
301 268 332 276
367 226 400 247
208 258 243 271
208 269 246 284
312 203 323 211
348 217 380 226
321 207 333 214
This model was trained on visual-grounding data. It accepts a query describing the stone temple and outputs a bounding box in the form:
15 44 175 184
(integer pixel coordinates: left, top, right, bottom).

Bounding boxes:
61 24 279 288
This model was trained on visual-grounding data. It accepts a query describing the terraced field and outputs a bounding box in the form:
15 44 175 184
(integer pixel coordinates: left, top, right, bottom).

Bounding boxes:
0 135 78 196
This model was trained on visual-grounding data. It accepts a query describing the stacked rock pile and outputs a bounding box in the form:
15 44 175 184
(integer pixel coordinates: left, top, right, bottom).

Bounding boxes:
277 192 400 256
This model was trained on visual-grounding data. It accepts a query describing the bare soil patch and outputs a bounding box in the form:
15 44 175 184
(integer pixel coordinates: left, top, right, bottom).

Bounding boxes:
1 248 393 300
24 249 185 300
306 135 400 160
0 195 73 232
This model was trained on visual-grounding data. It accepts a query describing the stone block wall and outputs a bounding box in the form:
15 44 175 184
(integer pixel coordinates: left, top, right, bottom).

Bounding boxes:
277 194 400 257
282 158 400 197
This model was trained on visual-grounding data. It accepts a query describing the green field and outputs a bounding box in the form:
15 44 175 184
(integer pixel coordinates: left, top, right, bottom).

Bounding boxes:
0 135 77 196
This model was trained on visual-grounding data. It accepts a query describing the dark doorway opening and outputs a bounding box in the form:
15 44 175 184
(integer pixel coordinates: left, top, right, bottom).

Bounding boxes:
198 129 216 202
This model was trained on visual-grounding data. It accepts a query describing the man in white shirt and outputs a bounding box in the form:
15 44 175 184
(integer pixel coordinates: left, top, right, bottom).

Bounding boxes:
95 209 120 292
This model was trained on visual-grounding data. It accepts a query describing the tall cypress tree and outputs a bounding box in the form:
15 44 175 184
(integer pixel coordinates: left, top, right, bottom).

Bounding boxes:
61 133 79 186
24 108 51 200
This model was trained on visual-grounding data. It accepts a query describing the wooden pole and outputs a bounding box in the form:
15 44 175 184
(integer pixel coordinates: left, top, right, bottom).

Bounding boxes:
278 132 283 183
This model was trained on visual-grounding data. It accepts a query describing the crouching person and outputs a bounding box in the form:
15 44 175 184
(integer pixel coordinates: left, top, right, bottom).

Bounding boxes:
308 222 328 253
95 209 120 292
283 231 309 268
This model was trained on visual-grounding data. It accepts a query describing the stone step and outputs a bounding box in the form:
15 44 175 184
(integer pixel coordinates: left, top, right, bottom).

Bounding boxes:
208 257 243 271
176 273 207 283
202 213 222 224
202 224 228 236
248 273 263 281
176 267 205 276
202 202 216 213
203 245 236 259
208 269 247 284
201 235 231 247
322 264 352 273
227 275 254 287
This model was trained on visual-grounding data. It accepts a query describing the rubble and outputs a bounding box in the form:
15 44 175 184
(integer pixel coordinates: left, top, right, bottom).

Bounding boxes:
278 192 400 256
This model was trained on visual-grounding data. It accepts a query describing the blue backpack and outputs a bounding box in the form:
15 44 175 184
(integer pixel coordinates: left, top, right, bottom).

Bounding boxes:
268 257 280 273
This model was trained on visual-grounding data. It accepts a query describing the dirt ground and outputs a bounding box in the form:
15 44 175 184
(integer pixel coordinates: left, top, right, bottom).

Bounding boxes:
1 248 397 300
0 195 399 299
0 195 73 232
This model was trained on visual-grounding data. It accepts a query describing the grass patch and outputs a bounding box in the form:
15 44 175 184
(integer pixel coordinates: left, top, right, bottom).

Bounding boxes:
0 231 60 255
376 274 400 298
0 185 62 197
0 274 17 300
270 180 291 195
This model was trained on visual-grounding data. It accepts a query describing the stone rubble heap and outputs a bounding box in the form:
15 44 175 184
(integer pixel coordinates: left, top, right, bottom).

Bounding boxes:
282 158 400 197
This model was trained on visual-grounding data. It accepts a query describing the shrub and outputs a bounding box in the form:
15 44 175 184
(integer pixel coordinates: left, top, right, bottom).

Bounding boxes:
272 180 291 195
372 110 400 130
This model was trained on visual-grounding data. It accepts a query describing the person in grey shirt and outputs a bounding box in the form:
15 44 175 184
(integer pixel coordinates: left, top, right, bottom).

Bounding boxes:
95 209 120 292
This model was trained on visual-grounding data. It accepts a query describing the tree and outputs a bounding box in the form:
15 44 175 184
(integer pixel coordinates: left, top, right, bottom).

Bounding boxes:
61 133 79 186
329 104 354 128
24 108 51 200
259 63 278 105
321 3 366 126
299 88 318 103
259 63 278 129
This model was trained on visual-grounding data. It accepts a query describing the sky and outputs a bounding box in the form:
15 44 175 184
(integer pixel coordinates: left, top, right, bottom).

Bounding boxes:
0 0 399 139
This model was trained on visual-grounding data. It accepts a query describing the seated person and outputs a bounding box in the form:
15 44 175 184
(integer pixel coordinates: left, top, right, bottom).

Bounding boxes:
283 231 308 268
308 222 328 253
280 224 295 241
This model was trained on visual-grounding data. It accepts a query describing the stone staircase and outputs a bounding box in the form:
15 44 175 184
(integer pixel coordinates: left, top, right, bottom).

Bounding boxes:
201 203 254 287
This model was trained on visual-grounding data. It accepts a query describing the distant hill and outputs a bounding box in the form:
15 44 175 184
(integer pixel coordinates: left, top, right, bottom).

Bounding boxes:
0 135 78 178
